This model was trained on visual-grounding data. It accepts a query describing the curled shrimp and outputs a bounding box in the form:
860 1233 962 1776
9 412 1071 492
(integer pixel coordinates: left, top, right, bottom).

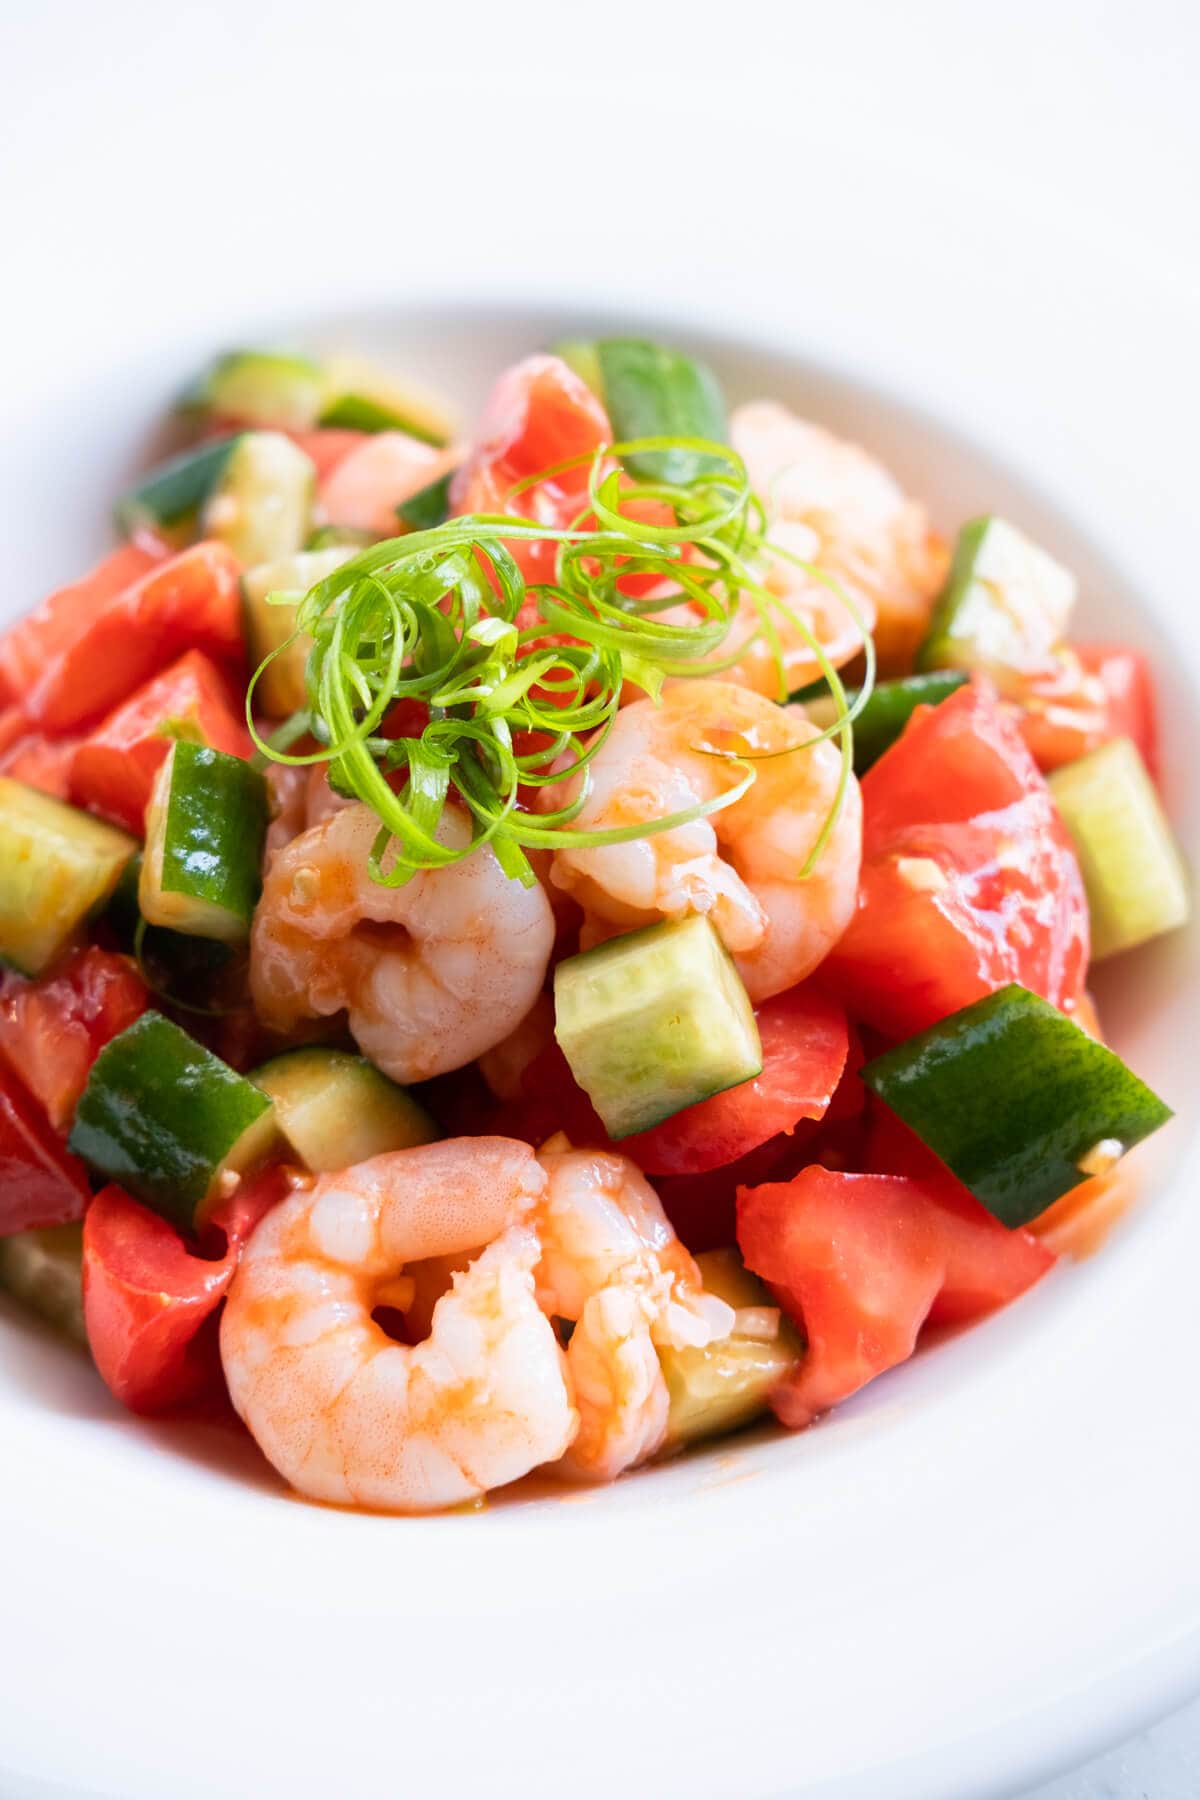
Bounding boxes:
220 1138 577 1513
534 1141 734 1482
250 802 554 1082
546 682 862 1003
729 401 948 677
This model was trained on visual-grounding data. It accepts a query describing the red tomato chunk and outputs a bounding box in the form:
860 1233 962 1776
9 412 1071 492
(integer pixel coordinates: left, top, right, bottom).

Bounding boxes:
0 542 243 734
0 1064 92 1236
0 948 149 1133
827 677 1089 1040
737 1164 1053 1428
70 649 253 833
82 1168 289 1415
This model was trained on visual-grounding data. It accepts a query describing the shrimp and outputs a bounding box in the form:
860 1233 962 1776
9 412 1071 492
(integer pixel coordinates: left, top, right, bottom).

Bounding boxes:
220 1139 577 1512
262 765 350 872
534 1140 734 1482
729 401 948 677
250 802 554 1082
545 682 862 1003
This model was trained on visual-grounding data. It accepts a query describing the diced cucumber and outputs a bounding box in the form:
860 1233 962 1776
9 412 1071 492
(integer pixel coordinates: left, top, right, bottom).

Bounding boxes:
189 350 325 430
201 430 315 566
69 1011 278 1232
317 354 456 447
251 1048 439 1172
800 670 970 773
594 338 727 484
1048 737 1190 959
114 436 241 544
243 544 355 717
862 983 1172 1227
395 468 456 533
553 915 762 1139
549 338 605 397
139 741 267 943
916 516 1077 689
0 778 136 976
0 1224 86 1343
661 1248 801 1451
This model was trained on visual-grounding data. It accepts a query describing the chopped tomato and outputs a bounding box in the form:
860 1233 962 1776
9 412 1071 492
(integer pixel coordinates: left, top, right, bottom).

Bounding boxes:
506 983 849 1182
451 355 612 587
861 1100 1054 1325
69 649 253 833
0 947 148 1132
318 431 455 536
1017 642 1158 778
0 545 160 712
0 542 243 734
736 1163 1053 1428
0 729 79 799
827 677 1089 1040
82 1167 289 1415
0 1063 92 1235
628 985 848 1175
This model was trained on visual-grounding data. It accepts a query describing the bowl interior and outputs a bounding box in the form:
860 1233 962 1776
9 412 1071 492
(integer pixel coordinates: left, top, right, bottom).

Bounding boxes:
2 300 1197 1515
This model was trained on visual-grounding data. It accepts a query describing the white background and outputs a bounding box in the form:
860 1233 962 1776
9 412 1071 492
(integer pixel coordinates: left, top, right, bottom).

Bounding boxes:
4 3 1199 1796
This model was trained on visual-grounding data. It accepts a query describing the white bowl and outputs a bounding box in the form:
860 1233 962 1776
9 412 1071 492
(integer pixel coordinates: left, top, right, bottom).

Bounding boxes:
1 302 1197 1800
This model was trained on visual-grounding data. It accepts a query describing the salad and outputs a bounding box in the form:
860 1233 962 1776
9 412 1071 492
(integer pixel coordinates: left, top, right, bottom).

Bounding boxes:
0 337 1187 1513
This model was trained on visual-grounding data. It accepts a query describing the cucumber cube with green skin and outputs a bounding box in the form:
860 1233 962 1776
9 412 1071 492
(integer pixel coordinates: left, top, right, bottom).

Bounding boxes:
140 742 267 943
0 778 137 975
917 516 1077 690
862 983 1172 1228
1049 737 1190 959
190 350 325 431
114 436 242 543
317 354 456 447
595 338 728 485
553 915 762 1140
251 1048 440 1172
201 430 315 567
0 1224 86 1343
69 1011 278 1232
660 1248 802 1452
242 544 356 718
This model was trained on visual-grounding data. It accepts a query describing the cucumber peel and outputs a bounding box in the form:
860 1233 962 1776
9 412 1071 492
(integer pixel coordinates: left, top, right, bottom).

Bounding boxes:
69 1011 278 1232
140 742 267 942
591 338 727 484
862 983 1172 1227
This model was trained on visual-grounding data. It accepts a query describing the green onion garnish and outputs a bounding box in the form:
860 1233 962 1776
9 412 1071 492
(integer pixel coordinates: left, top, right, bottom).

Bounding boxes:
248 436 874 887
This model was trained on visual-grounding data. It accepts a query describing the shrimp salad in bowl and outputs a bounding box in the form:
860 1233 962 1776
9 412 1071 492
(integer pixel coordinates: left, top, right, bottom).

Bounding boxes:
0 336 1187 1515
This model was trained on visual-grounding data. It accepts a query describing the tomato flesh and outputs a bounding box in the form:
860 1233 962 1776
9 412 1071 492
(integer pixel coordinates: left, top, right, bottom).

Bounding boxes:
69 648 253 833
827 677 1089 1040
82 1168 289 1415
0 947 149 1133
0 1063 92 1235
737 1163 1053 1427
451 355 612 587
0 542 243 734
0 728 80 799
1017 641 1158 778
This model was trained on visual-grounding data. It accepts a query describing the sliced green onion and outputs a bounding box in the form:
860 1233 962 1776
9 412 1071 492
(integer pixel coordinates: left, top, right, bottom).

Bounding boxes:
250 432 874 887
